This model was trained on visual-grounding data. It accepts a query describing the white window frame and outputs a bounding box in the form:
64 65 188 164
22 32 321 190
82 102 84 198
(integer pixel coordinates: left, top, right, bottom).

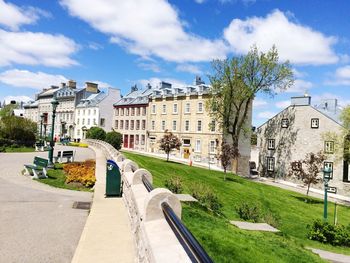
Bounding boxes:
197 120 202 132
268 139 275 150
185 102 190 113
151 120 155 130
162 120 166 131
173 103 178 114
267 157 275 172
195 139 201 153
162 104 166 114
172 120 177 131
325 141 334 154
185 120 190 132
311 118 319 129
197 102 203 113
209 140 215 153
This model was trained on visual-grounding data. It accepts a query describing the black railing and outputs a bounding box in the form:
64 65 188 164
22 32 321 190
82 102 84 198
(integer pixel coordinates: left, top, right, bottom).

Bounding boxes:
141 175 213 263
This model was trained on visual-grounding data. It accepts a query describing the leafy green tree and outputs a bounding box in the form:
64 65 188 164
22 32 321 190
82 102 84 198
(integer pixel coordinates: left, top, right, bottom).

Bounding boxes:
159 130 182 162
0 103 18 118
207 45 294 172
86 127 106 140
218 141 236 180
105 131 123 150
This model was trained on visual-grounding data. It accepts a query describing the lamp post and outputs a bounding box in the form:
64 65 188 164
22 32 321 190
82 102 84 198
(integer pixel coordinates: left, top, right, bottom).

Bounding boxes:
323 166 332 220
40 114 44 144
48 97 59 167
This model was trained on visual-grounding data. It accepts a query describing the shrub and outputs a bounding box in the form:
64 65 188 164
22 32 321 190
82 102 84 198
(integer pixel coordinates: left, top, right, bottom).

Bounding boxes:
105 131 123 150
236 202 262 222
307 220 350 247
86 127 106 140
165 177 183 194
190 183 222 213
263 210 280 228
68 142 88 148
64 160 96 187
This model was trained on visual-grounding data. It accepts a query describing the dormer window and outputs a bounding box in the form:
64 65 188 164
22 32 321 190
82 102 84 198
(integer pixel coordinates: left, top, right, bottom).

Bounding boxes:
281 118 289 128
311 118 319 129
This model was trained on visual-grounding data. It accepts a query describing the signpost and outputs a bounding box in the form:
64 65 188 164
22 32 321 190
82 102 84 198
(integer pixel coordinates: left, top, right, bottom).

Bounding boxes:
326 186 337 194
323 166 333 220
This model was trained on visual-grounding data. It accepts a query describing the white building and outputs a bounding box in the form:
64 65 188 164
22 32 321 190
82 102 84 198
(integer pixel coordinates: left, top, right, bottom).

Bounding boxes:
257 95 350 195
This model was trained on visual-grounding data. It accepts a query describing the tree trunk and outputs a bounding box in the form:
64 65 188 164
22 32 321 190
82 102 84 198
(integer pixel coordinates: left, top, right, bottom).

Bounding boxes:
224 170 226 181
231 158 238 174
166 152 169 162
306 183 310 196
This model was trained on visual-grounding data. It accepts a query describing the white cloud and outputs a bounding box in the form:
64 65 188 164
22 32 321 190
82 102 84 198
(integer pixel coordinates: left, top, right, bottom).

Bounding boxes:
138 77 187 90
87 80 113 89
311 93 350 108
253 98 267 108
285 79 313 93
324 65 350 86
0 0 49 30
138 62 161 73
0 69 68 90
292 68 306 78
60 0 227 63
223 10 338 65
257 111 276 119
0 29 79 67
194 0 206 3
3 95 33 104
275 100 290 109
176 64 202 75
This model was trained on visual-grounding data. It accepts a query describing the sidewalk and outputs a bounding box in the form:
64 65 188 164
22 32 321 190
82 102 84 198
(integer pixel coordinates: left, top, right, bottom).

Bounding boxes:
71 146 135 263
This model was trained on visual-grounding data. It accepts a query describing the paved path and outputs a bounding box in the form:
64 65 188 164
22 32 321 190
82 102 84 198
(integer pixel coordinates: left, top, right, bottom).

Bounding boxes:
71 146 136 263
308 248 350 263
0 146 94 263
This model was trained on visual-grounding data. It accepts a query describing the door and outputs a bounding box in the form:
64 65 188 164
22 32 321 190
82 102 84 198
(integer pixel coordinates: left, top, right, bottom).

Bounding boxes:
183 148 190 159
130 135 134 149
124 135 128 148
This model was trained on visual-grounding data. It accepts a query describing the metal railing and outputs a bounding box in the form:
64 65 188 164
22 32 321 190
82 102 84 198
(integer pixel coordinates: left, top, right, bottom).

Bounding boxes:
141 175 213 263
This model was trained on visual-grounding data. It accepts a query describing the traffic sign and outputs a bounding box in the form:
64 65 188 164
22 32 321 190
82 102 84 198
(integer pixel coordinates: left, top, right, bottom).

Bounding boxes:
327 186 337 194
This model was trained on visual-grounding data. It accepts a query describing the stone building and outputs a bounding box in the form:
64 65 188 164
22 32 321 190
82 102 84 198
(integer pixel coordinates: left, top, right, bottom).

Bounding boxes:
74 83 121 139
257 95 350 194
113 84 153 151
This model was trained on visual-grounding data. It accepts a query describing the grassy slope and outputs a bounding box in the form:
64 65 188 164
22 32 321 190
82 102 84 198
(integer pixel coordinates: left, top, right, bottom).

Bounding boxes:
123 151 350 263
5 146 35 152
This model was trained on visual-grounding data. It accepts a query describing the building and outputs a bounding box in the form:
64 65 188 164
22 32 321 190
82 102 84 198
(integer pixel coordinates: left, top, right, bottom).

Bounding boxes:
146 77 252 176
113 84 152 151
257 95 350 194
74 83 121 139
23 101 39 123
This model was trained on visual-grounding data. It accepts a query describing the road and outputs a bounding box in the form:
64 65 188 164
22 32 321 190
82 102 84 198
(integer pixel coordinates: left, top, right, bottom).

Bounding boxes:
0 146 94 263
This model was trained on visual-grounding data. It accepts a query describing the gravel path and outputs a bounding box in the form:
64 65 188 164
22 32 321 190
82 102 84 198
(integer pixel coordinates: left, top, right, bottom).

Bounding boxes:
0 146 94 263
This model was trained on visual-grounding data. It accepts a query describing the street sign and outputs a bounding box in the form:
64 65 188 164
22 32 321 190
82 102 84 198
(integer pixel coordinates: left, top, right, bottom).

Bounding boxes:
327 186 337 194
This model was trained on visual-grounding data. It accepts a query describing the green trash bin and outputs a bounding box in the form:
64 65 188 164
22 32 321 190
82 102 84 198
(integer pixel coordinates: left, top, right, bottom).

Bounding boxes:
106 159 122 197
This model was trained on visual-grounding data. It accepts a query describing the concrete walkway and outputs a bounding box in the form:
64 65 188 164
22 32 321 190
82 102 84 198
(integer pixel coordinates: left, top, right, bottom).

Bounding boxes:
71 146 136 263
0 146 94 263
308 248 350 263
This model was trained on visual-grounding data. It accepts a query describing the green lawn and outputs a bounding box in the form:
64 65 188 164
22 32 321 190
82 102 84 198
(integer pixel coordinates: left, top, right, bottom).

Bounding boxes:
4 146 35 152
123 151 350 263
37 163 92 192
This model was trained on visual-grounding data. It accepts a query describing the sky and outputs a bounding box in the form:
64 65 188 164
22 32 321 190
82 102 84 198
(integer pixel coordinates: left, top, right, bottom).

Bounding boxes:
0 0 349 127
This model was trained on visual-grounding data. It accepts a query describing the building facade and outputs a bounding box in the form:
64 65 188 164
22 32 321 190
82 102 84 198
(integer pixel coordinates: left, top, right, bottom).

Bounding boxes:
257 95 350 194
113 85 152 151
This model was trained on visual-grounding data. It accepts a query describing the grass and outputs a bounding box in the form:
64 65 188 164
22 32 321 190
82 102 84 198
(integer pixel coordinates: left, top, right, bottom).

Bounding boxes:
123 151 350 263
4 146 35 152
36 163 92 192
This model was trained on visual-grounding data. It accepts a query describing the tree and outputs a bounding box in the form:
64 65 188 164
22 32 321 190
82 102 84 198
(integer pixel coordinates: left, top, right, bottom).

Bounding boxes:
207 45 294 172
288 151 326 196
86 127 106 140
0 103 18 118
159 130 181 162
218 141 236 180
105 131 123 150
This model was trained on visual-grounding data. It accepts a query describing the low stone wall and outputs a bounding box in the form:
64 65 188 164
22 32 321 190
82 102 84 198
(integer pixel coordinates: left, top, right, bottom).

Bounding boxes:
85 139 191 263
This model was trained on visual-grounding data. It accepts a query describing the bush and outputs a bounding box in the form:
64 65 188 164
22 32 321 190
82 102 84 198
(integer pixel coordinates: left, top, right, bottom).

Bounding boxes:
105 131 123 150
165 177 183 194
307 220 350 247
86 127 106 140
190 183 222 213
68 142 88 148
236 202 262 222
64 160 96 187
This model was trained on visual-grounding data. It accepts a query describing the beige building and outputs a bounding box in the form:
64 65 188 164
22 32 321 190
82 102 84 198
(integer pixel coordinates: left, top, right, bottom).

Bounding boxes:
113 85 152 151
257 95 350 195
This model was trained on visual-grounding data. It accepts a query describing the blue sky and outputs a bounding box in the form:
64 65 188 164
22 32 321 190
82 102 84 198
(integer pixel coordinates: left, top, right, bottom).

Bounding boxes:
0 0 349 126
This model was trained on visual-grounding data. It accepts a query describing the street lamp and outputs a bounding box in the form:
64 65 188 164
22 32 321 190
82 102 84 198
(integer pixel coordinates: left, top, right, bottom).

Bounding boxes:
40 114 45 145
48 97 59 167
323 166 333 220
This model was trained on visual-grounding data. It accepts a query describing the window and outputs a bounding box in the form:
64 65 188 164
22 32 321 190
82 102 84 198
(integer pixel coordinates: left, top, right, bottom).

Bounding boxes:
324 162 334 179
185 103 190 113
130 108 134 116
93 118 96 125
183 139 191 146
162 104 166 114
281 118 289 128
77 130 80 136
210 120 215 132
185 120 190 131
142 107 146 116
268 139 275 150
152 105 156 114
115 120 118 129
87 119 90 125
100 118 105 127
125 108 129 116
291 161 302 171
136 120 140 130
172 120 177 131
150 137 156 143
78 110 80 115
82 119 85 125
198 102 203 113
120 120 124 129
130 120 134 130
162 120 166 131
267 157 275 172
125 120 129 130
195 139 201 152
173 103 178 114
77 118 80 125
197 120 202 132
121 108 124 116
94 109 96 115
141 135 145 145
88 109 91 115
209 140 215 153
325 141 334 154
136 107 140 116
311 118 319 128
135 135 139 145
83 110 85 115
151 120 155 130
142 120 146 130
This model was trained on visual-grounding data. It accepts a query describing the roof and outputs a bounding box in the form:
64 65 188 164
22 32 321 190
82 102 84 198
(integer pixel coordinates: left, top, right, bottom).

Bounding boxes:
76 91 107 108
37 86 60 98
23 101 38 108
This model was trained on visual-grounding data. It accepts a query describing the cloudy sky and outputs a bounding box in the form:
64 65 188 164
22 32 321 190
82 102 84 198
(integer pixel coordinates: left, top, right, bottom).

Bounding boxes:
0 0 349 126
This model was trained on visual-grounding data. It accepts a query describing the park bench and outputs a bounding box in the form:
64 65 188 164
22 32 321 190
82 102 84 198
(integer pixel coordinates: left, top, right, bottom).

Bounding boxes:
249 161 259 176
35 142 44 151
24 156 49 179
54 150 75 163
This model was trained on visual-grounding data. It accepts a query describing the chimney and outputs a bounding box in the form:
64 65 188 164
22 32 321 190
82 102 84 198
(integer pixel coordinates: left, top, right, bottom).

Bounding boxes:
68 80 76 89
61 82 66 89
85 82 99 93
131 84 138 92
160 81 172 89
146 83 152 89
195 76 205 85
321 99 338 113
291 95 311 106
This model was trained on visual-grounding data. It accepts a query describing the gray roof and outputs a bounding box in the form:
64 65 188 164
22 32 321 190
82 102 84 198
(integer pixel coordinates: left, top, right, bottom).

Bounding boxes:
76 91 107 108
23 101 38 108
114 87 153 106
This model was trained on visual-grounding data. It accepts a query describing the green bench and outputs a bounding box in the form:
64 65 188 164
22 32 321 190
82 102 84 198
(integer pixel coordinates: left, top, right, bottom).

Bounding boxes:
24 156 49 179
54 150 75 163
